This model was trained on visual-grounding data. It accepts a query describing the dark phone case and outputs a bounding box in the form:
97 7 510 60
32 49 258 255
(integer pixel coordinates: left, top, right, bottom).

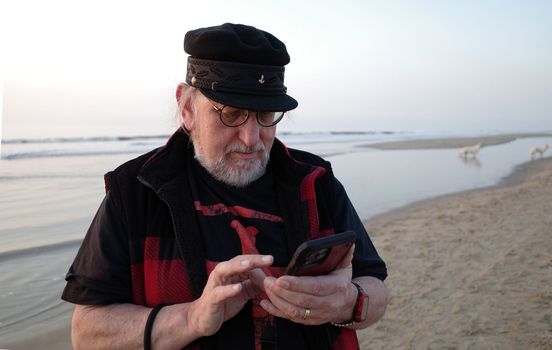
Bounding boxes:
285 231 356 276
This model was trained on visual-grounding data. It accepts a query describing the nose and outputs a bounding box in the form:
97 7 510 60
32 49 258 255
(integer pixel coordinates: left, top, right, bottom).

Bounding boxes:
238 112 261 147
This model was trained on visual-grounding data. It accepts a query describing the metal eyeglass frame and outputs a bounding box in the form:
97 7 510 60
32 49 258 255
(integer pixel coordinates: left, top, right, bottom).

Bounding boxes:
209 101 285 127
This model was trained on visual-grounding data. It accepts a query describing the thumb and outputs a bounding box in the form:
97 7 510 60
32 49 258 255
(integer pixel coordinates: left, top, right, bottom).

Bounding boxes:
249 268 267 292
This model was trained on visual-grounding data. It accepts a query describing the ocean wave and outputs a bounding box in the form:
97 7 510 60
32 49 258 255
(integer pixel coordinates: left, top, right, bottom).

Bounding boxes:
1 134 169 145
1 149 147 160
0 239 83 263
0 298 69 330
1 131 403 160
0 174 98 181
2 131 396 145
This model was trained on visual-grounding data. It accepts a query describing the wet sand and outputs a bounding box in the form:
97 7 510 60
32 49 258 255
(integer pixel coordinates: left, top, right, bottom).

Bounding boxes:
364 132 552 150
358 157 552 349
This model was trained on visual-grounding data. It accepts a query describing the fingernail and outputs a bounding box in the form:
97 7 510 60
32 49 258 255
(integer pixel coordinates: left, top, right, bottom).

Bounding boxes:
277 279 290 288
262 255 273 262
265 277 275 288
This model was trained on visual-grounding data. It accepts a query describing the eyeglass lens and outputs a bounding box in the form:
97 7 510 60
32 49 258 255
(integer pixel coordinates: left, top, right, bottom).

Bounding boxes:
220 106 284 127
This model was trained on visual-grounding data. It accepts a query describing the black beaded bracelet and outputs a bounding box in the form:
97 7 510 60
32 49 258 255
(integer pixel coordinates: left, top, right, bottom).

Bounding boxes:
144 304 166 350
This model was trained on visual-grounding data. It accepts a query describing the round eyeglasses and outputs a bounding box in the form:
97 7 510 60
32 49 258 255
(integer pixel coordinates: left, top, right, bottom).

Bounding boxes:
209 102 285 127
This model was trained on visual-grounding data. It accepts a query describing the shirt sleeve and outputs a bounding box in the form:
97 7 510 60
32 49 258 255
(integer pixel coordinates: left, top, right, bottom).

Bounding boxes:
61 185 132 305
333 179 388 281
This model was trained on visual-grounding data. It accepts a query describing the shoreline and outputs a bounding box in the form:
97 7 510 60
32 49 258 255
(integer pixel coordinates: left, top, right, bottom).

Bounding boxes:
362 132 552 150
359 157 552 349
363 156 552 226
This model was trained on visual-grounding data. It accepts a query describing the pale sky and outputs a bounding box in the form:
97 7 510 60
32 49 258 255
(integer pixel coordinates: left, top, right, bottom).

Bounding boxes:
1 0 551 139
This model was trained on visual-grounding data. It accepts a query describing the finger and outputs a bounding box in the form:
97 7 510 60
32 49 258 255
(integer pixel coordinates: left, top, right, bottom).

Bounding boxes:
240 280 262 300
275 274 350 296
222 272 248 285
262 286 303 320
248 268 267 292
264 277 343 323
210 283 243 304
210 255 273 285
259 297 318 325
259 299 287 319
263 277 313 320
200 282 244 316
264 276 321 308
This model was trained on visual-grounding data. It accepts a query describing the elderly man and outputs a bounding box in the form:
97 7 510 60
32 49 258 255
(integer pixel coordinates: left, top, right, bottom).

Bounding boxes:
62 23 388 350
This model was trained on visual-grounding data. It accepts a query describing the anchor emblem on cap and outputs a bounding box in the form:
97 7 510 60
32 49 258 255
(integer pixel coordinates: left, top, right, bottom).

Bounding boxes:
258 74 265 84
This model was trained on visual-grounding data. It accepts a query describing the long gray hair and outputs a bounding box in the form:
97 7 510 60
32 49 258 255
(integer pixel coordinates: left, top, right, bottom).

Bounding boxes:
176 85 199 134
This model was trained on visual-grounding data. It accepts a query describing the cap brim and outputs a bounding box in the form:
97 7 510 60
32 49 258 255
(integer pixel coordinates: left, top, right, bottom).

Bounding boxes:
200 89 298 112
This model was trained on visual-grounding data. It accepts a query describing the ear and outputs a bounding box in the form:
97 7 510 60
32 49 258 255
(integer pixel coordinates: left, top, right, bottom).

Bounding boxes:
175 82 186 102
176 83 195 131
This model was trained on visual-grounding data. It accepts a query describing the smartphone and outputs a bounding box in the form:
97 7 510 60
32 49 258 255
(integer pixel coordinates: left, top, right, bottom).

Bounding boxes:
285 230 356 276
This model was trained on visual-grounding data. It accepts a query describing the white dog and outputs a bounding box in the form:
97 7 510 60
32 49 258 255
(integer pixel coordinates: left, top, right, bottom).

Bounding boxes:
530 144 549 158
458 143 482 158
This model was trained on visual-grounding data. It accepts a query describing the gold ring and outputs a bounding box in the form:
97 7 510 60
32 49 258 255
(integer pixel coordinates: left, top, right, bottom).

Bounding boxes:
302 308 311 320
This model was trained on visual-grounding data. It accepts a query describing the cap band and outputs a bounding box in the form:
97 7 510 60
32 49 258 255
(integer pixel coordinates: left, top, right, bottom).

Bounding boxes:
186 57 287 96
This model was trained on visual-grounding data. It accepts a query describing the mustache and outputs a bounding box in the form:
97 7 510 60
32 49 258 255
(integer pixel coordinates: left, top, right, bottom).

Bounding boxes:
225 143 266 154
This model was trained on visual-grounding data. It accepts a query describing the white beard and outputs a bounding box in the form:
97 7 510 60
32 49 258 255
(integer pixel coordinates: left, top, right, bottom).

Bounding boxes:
193 139 270 188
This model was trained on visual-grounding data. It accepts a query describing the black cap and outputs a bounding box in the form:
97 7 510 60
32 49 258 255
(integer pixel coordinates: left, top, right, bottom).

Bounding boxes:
184 23 298 112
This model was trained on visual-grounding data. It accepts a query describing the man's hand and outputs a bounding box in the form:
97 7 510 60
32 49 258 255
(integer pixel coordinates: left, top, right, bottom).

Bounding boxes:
259 245 357 325
188 254 274 337
71 255 274 350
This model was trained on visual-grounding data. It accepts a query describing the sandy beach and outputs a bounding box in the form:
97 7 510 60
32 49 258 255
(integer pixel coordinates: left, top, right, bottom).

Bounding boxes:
358 157 552 349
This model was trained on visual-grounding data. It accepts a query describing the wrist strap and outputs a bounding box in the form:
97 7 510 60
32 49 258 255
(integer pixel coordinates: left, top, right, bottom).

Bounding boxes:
144 304 166 350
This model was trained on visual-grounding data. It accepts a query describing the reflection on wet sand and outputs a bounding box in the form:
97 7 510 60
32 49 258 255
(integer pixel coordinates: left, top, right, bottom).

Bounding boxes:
458 156 481 168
